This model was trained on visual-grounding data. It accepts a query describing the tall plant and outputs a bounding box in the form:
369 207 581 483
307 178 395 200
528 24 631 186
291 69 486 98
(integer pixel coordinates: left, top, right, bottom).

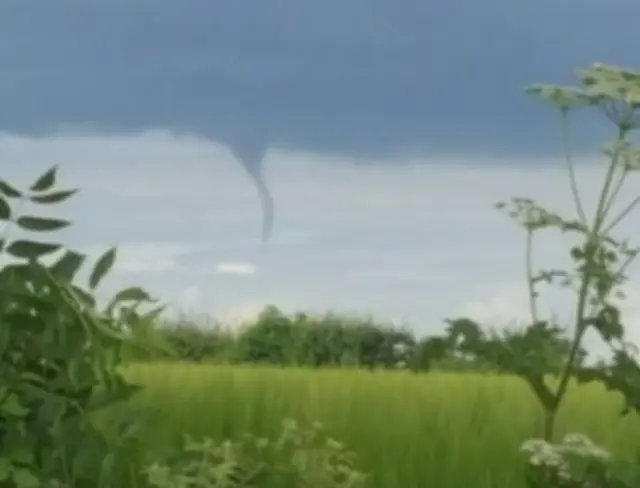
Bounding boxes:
0 166 162 487
427 63 640 445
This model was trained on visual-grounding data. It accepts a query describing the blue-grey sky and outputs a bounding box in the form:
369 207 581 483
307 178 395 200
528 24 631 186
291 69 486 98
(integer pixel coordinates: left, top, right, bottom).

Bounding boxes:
2 1 640 357
2 0 638 155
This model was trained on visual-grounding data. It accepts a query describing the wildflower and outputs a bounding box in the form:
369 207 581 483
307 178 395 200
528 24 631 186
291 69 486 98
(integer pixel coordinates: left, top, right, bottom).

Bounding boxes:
559 433 611 460
521 438 566 468
326 437 344 451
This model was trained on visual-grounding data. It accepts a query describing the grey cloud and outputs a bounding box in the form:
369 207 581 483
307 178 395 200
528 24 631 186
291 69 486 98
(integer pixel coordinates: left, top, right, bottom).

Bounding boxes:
2 0 637 155
1 0 638 240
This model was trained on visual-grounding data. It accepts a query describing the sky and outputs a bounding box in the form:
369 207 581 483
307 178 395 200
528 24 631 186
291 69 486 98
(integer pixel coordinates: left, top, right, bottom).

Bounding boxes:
1 1 640 357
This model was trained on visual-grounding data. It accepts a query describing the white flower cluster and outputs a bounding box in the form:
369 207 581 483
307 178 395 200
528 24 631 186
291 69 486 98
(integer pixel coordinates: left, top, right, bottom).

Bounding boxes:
521 433 611 484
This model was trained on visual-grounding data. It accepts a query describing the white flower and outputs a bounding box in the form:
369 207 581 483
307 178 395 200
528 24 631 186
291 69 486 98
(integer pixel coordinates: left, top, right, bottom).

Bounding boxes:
562 433 594 448
521 438 565 468
559 433 611 460
521 438 549 454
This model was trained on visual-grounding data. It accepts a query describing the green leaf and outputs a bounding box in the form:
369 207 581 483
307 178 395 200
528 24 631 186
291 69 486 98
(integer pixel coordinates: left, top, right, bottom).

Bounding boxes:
16 216 71 232
115 411 149 441
70 284 97 308
6 240 61 259
6 447 34 465
0 197 11 220
49 250 86 282
11 468 40 488
112 286 152 304
87 381 142 410
98 452 118 483
29 189 78 204
0 180 22 198
89 247 117 290
141 305 165 322
0 457 11 481
30 165 57 192
0 393 29 417
2 312 47 334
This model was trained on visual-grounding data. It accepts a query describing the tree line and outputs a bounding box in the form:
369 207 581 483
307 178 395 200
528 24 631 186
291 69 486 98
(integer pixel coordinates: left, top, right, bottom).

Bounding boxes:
126 304 586 375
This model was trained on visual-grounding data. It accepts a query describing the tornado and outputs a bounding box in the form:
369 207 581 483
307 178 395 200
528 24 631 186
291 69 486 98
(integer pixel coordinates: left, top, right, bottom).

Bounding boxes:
230 141 274 245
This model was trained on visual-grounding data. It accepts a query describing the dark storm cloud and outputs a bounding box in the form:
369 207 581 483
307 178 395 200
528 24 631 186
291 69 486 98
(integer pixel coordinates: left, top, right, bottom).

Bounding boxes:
1 0 638 241
2 0 638 156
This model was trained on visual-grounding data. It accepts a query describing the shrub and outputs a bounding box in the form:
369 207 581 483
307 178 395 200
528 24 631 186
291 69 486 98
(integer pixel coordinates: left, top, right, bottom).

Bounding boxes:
142 418 368 488
0 166 159 487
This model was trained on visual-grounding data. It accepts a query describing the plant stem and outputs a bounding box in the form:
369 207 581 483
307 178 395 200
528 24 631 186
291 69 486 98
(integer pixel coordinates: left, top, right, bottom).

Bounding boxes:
603 193 640 235
600 167 627 228
560 110 587 226
525 229 539 325
544 127 627 442
543 409 555 442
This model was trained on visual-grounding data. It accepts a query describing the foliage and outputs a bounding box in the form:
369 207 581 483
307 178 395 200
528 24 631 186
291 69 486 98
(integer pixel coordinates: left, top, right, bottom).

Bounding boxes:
142 418 367 488
421 62 640 449
0 166 159 487
132 305 581 376
155 317 236 364
7 60 640 488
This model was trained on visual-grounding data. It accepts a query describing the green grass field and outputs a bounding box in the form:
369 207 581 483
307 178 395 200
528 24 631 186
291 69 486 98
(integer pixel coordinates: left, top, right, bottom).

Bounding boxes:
115 363 640 488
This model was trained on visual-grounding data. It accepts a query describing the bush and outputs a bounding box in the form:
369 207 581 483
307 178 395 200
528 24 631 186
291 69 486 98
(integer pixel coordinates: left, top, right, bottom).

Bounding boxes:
142 418 368 488
0 166 159 487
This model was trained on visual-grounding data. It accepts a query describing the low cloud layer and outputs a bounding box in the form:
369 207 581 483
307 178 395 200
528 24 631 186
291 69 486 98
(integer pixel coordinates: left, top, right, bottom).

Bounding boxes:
3 131 640 360
216 262 257 276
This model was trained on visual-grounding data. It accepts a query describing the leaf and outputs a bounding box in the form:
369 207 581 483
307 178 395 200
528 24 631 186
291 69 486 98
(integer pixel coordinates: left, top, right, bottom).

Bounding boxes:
123 305 165 334
112 286 152 304
29 189 78 204
141 304 165 322
112 410 150 444
70 285 96 308
90 381 143 410
98 452 118 483
49 250 86 282
0 197 11 220
16 216 71 232
30 165 57 192
11 468 40 488
584 305 624 341
89 247 117 290
3 312 47 334
5 444 34 466
0 180 22 198
0 393 29 417
0 458 9 482
6 240 61 259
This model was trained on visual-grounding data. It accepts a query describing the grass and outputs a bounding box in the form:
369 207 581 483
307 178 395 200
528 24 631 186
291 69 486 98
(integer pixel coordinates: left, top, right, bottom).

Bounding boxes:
112 363 640 488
